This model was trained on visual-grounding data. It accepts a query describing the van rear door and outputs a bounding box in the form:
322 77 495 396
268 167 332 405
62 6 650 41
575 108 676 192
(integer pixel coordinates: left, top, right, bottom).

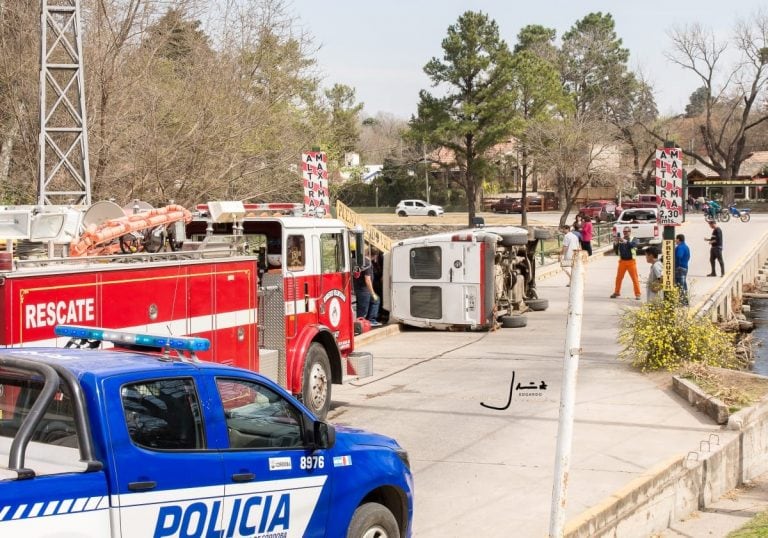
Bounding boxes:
390 240 482 327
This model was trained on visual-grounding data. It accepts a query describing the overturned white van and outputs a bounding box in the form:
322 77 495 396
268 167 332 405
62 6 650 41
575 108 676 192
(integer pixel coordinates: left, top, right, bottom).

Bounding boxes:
383 226 550 330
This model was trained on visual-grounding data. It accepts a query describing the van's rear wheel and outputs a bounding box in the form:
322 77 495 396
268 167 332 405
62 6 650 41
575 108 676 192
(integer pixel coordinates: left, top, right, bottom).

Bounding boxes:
347 503 400 538
302 343 332 419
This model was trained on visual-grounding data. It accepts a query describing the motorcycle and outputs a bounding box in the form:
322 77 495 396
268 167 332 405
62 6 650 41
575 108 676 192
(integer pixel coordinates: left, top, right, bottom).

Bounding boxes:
727 203 751 223
702 203 730 223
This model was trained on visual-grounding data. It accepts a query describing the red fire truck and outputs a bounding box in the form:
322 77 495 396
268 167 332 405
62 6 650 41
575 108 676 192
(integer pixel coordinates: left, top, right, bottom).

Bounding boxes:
0 201 368 419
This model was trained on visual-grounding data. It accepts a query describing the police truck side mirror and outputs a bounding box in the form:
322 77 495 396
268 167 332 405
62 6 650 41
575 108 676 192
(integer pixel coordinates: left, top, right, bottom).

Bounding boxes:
306 419 335 449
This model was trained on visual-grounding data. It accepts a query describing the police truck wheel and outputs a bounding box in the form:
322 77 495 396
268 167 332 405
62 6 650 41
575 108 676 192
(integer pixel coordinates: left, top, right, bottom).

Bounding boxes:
302 343 332 419
525 298 549 311
347 503 400 538
501 315 527 328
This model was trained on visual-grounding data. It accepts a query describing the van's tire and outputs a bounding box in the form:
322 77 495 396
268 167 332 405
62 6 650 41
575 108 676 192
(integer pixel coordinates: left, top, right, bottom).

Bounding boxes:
533 228 551 240
501 315 527 328
525 298 549 311
428 210 436 216
302 343 332 419
347 503 400 538
397 210 407 217
499 234 528 247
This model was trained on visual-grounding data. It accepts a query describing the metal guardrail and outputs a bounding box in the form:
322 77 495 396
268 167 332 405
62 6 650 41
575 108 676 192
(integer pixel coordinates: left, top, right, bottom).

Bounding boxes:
335 201 393 252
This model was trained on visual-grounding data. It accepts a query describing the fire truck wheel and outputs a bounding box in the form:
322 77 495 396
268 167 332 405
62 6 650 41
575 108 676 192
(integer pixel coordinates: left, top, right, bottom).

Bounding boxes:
525 298 549 311
347 503 400 538
501 315 527 328
302 343 332 419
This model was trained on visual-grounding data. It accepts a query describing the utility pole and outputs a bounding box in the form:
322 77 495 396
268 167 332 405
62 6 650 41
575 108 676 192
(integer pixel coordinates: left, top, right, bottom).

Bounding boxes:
39 0 91 206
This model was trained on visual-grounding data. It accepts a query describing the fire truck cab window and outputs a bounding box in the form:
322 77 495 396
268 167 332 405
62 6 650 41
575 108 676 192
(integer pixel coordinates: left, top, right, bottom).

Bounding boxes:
286 235 305 271
410 246 442 279
216 378 303 449
320 233 344 273
121 378 205 451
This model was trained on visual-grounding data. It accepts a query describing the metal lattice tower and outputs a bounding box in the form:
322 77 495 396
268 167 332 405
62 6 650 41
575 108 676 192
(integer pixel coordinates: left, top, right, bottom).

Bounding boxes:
38 0 91 206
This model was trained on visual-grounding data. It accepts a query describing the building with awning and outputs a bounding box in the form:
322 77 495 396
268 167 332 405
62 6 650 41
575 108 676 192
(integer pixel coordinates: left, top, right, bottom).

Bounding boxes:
684 151 768 201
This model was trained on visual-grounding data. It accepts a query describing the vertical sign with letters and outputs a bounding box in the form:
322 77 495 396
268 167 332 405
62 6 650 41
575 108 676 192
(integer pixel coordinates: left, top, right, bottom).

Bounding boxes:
302 152 330 218
655 148 683 226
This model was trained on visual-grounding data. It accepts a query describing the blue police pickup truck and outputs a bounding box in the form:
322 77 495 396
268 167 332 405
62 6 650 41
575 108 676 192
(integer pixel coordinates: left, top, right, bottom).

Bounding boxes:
0 326 413 538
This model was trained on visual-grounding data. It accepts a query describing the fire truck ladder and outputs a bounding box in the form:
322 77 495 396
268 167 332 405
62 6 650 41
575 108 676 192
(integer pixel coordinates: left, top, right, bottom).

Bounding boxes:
335 200 392 253
38 0 91 206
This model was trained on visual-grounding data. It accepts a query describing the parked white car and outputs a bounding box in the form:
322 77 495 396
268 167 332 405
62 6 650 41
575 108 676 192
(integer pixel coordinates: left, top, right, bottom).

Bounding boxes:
396 199 444 217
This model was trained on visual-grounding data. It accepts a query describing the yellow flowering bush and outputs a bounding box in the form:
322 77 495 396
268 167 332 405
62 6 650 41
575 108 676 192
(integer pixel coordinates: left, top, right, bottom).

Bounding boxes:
618 290 738 371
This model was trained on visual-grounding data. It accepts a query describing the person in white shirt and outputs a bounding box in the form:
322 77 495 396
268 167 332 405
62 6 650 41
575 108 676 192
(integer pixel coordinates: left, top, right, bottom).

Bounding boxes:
559 224 580 282
644 246 664 301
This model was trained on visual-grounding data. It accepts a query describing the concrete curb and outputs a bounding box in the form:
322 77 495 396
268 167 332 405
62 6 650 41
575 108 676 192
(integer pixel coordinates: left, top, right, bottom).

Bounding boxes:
354 322 401 348
564 454 688 538
672 375 729 424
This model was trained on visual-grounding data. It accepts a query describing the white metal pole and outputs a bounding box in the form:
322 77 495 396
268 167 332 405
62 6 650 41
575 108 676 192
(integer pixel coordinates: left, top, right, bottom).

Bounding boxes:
549 250 586 537
423 144 429 204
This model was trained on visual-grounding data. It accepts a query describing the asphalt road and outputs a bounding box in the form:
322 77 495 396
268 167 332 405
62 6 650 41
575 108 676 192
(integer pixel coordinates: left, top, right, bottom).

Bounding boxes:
329 214 768 537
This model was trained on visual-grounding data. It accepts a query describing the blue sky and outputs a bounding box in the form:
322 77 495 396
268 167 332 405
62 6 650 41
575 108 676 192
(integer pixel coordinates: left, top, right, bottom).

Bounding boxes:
289 0 764 119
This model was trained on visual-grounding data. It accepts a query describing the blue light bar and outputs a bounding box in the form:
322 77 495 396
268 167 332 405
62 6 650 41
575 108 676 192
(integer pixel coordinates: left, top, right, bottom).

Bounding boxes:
54 325 211 352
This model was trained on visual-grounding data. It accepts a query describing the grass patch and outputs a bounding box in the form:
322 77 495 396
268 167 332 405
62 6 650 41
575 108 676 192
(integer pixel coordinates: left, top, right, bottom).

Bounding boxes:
680 363 768 412
727 509 768 536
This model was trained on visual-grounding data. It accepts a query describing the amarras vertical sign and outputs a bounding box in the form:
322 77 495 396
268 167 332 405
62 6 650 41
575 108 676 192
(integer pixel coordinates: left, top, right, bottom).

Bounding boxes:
655 147 682 293
655 148 683 225
302 152 330 218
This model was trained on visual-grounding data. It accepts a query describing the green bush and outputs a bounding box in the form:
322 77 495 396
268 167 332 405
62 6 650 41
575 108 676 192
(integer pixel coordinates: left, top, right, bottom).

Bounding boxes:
618 289 738 371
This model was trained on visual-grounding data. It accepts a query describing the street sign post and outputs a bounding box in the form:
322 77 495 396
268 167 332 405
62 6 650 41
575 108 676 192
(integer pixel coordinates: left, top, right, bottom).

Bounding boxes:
656 145 683 294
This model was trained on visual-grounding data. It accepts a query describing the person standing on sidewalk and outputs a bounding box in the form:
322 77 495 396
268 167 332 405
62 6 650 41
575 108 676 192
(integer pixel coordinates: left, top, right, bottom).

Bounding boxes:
611 227 641 300
706 220 724 277
559 224 580 282
580 216 593 256
674 234 690 304
644 246 663 302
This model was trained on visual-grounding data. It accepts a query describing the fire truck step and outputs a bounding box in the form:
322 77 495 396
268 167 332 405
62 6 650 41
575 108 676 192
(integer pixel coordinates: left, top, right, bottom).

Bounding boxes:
347 351 373 379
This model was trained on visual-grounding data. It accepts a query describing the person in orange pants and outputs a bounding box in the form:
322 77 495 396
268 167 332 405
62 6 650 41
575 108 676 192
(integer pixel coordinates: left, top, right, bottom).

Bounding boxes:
611 227 641 300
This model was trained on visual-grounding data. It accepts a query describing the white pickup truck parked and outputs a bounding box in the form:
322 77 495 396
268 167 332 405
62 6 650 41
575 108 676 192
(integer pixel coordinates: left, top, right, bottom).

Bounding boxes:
611 208 660 253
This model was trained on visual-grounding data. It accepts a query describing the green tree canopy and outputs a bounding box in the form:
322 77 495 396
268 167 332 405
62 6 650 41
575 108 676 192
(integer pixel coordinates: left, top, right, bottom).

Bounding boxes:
322 83 364 167
685 86 709 118
411 10 516 225
561 12 631 119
